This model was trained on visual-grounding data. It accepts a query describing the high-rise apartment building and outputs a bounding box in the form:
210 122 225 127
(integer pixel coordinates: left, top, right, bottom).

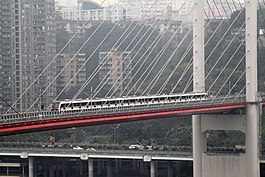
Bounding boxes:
56 54 86 94
99 49 132 96
0 0 56 113
58 0 177 22
59 0 111 21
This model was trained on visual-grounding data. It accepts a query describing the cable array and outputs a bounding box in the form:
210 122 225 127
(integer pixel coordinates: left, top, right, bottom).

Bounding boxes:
6 0 260 114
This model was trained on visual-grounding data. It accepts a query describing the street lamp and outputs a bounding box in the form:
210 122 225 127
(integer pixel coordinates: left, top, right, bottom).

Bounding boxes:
72 127 76 144
115 124 120 144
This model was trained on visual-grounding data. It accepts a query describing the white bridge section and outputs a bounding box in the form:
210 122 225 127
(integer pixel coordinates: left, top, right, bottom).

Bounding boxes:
200 114 247 177
202 154 246 177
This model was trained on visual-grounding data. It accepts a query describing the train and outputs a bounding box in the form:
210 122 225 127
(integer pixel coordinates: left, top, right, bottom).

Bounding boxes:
56 92 208 112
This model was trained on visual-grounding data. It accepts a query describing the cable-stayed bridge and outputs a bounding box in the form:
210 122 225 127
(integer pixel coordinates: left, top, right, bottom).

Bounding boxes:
0 0 265 177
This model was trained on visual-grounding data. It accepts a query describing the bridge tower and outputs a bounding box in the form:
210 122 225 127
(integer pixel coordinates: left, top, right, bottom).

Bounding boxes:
192 1 260 177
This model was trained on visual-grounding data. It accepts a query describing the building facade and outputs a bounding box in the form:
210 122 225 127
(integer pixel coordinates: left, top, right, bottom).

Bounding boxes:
58 0 174 22
56 54 86 94
0 0 56 112
58 0 111 21
99 49 132 96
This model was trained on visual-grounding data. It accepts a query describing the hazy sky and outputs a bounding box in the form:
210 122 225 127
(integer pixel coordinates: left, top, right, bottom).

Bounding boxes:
58 0 116 7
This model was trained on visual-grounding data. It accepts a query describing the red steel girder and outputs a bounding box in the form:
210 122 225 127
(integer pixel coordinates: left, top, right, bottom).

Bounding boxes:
0 102 246 136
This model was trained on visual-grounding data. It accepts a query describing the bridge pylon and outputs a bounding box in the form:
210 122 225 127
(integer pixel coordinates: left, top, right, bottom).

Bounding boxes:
192 1 260 177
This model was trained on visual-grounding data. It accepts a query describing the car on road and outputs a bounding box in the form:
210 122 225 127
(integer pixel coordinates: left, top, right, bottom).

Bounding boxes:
87 148 96 151
128 144 144 150
73 146 83 150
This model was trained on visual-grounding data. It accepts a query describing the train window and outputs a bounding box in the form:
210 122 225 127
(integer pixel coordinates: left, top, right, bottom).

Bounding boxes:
109 101 116 105
160 97 166 101
154 97 160 102
123 100 130 105
93 101 100 106
170 96 176 101
130 99 136 104
138 98 144 104
62 103 71 109
147 98 152 103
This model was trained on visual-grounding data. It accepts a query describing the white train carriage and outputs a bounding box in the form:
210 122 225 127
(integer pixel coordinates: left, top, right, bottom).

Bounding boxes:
57 92 208 111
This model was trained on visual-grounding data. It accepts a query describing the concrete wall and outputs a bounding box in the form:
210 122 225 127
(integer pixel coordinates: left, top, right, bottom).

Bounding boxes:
202 153 246 177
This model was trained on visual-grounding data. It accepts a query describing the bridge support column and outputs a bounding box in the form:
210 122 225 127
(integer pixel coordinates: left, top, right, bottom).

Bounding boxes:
246 104 260 177
114 159 119 176
22 164 25 177
140 160 145 175
107 160 112 177
88 159 93 177
201 114 247 177
192 115 203 177
62 160 66 177
193 114 249 177
79 159 83 177
245 0 259 177
29 157 34 177
97 160 101 176
150 160 156 177
167 161 173 177
192 0 205 174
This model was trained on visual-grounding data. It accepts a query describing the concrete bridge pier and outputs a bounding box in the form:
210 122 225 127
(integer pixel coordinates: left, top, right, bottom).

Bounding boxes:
245 0 259 177
115 159 119 175
107 160 112 177
29 157 34 177
167 161 173 177
150 160 156 177
88 159 93 177
139 160 147 176
199 114 247 177
96 160 101 176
